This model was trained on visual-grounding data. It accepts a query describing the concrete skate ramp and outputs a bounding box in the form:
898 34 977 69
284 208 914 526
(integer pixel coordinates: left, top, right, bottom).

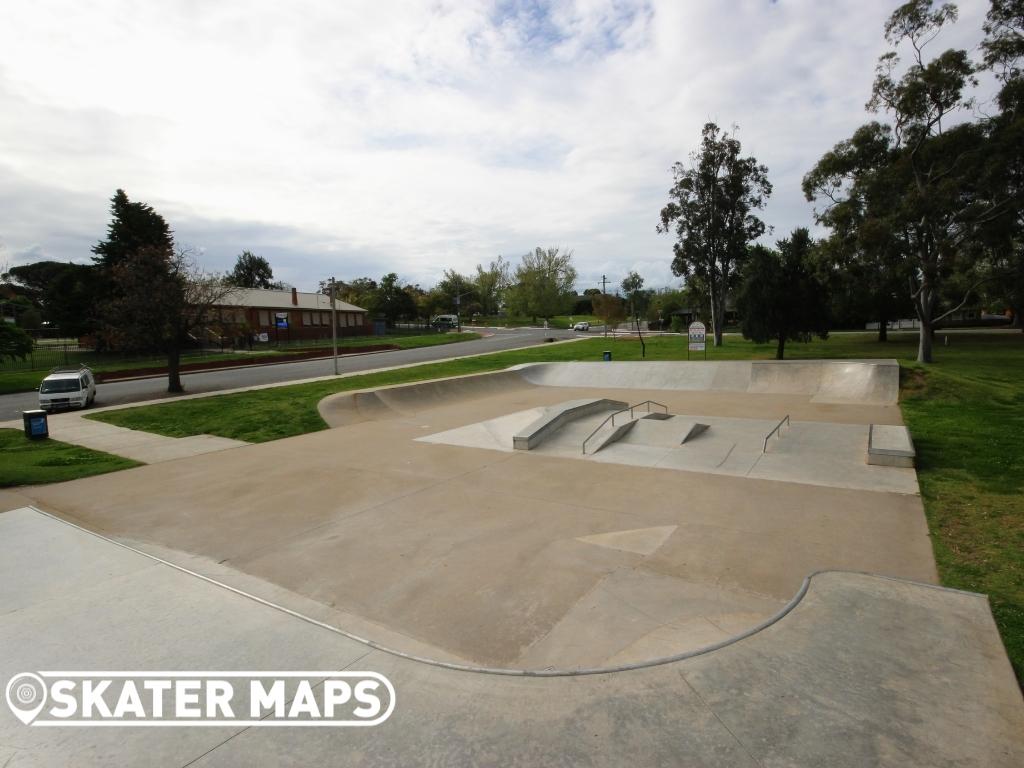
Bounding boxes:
749 360 899 404
319 370 535 426
515 359 899 405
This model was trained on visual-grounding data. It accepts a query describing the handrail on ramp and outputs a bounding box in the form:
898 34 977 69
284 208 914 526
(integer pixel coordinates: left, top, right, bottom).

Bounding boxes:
762 414 790 454
581 400 668 455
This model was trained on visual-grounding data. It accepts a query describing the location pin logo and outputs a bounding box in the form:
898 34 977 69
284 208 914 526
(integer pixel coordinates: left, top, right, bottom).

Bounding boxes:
5 673 47 725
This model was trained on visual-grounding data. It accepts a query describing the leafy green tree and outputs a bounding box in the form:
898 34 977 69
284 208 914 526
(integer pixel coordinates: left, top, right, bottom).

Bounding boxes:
227 251 275 289
646 288 687 328
808 1 1013 362
981 0 1024 80
474 256 511 316
372 273 417 327
658 122 772 347
336 278 378 310
103 241 230 393
6 261 103 337
620 271 645 318
436 269 477 314
507 247 578 321
736 229 831 359
92 189 173 270
0 322 33 362
802 122 911 340
92 189 176 350
978 0 1024 328
591 292 626 330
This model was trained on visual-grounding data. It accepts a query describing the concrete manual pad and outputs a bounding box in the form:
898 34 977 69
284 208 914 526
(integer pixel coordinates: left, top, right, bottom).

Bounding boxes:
1 507 1021 767
869 423 917 467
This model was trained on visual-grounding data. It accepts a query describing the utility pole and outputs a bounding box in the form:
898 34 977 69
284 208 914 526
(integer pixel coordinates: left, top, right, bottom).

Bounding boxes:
330 277 338 376
601 274 608 338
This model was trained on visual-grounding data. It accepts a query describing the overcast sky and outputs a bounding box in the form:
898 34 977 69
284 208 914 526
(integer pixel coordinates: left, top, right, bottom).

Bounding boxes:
0 0 995 292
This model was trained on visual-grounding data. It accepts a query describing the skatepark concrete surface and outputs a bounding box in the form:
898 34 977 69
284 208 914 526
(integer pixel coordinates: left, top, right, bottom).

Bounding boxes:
1 507 1021 767
3 360 1022 765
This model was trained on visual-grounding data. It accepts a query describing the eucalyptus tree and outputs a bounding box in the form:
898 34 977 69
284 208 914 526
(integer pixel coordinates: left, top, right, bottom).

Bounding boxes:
806 1 1009 362
658 122 771 347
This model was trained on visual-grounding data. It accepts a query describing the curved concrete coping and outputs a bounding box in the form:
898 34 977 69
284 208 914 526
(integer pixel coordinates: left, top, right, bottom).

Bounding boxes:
513 398 627 450
29 507 989 680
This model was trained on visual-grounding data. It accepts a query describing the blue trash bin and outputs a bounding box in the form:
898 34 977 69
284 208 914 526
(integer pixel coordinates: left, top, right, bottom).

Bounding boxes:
602 350 612 361
23 409 49 440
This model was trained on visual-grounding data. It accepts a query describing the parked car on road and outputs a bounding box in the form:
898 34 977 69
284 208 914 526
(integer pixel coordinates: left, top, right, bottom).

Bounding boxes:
38 365 96 412
572 321 590 331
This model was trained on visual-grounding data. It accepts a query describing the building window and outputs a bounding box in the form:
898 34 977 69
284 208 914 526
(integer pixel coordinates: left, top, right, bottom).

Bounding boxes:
302 312 312 326
259 310 271 326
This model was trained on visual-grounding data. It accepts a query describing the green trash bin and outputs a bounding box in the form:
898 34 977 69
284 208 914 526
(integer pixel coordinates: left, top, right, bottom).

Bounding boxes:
23 409 49 440
603 350 612 361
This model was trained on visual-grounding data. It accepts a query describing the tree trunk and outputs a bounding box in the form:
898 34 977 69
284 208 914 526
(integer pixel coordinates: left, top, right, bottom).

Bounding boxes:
878 316 888 343
1010 302 1023 330
913 275 936 364
167 346 183 393
917 319 933 363
711 288 725 347
775 335 786 360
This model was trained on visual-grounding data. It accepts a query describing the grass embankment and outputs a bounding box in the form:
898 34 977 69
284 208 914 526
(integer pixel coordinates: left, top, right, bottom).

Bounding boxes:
87 330 1024 679
0 333 479 395
0 428 140 487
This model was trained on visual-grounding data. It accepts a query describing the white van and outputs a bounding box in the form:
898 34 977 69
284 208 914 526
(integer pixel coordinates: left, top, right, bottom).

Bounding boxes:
431 314 458 329
38 366 97 412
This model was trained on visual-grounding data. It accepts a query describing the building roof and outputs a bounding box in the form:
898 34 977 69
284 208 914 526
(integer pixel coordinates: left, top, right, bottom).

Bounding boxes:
218 288 366 313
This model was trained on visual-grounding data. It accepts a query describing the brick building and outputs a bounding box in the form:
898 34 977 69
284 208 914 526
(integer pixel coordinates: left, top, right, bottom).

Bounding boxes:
214 287 370 342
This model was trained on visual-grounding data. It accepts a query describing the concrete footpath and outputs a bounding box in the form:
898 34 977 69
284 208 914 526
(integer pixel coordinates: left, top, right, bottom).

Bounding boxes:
1 506 1021 767
2 411 247 464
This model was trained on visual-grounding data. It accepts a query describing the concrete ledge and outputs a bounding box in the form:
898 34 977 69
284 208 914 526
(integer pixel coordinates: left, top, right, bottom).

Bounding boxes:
513 398 627 450
868 424 916 467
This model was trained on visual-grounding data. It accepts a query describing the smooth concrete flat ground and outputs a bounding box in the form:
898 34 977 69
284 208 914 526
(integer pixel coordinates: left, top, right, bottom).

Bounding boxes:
18 370 937 670
2 508 1021 767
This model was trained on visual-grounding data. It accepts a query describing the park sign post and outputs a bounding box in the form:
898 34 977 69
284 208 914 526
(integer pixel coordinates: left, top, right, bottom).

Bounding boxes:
688 321 706 360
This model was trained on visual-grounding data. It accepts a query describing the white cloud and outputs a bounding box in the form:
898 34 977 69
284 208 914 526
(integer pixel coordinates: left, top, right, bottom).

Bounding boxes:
0 0 995 290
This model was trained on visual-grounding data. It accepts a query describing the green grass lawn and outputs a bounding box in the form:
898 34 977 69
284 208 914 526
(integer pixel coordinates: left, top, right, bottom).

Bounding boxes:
283 331 480 352
0 428 141 487
0 333 481 395
87 329 1024 680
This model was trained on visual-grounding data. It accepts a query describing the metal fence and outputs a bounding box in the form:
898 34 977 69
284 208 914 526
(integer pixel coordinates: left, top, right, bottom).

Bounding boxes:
0 343 219 373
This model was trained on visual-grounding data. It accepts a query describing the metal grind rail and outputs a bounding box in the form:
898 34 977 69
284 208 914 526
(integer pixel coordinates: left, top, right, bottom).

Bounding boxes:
762 414 791 453
581 400 668 455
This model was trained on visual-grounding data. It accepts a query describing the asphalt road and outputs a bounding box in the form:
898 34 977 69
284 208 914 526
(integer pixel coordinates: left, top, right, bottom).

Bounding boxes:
2 327 582 421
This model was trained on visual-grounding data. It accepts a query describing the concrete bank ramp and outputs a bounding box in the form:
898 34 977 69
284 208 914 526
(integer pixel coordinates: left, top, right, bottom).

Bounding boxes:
514 359 900 405
318 370 535 426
